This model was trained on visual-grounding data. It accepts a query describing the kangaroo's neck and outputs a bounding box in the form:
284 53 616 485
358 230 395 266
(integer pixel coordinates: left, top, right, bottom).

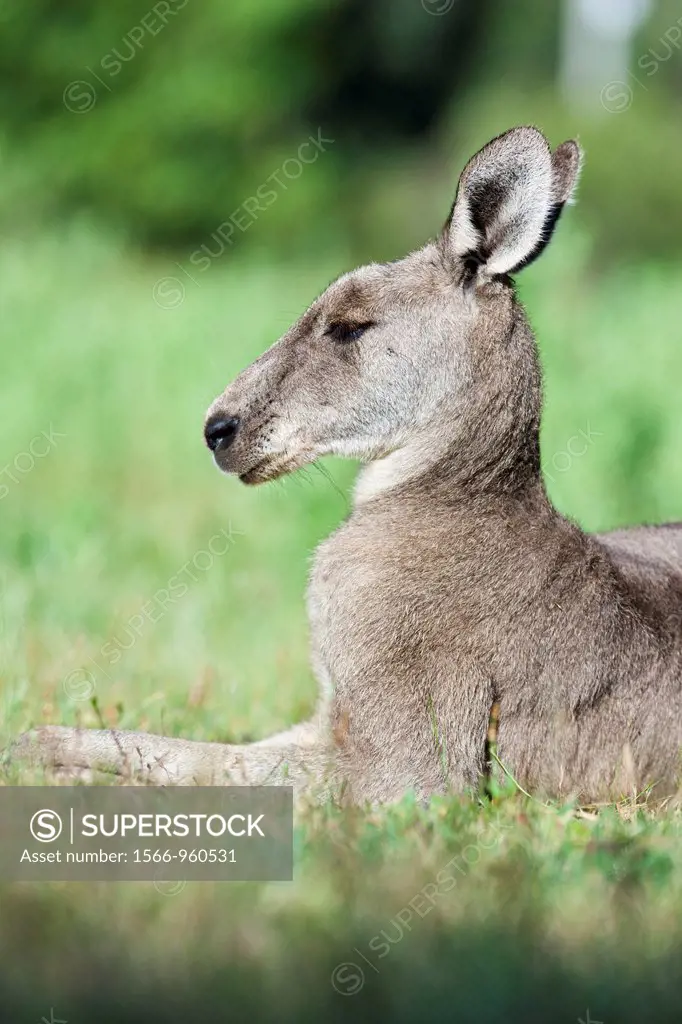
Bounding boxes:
355 300 545 508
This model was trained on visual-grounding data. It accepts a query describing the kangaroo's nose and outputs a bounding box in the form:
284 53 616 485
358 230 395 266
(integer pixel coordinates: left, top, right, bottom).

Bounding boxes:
204 415 240 452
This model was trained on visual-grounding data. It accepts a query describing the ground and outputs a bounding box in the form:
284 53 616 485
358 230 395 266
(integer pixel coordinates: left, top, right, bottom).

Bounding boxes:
1 225 682 1020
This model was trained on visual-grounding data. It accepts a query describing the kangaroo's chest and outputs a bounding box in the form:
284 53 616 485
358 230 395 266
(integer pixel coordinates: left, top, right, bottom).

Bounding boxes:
306 517 496 698
306 524 390 696
305 512 572 699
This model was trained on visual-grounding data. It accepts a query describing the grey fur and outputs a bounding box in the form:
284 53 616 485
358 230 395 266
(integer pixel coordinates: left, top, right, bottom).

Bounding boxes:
14 127 682 805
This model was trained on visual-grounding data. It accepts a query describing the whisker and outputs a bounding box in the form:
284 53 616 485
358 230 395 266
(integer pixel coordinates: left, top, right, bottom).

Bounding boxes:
312 460 349 509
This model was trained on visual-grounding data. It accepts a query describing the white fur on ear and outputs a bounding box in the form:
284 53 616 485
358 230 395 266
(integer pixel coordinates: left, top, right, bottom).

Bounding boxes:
443 127 580 278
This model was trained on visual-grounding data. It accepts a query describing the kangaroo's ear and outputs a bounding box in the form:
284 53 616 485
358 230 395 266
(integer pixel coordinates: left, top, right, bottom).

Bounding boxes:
441 127 581 279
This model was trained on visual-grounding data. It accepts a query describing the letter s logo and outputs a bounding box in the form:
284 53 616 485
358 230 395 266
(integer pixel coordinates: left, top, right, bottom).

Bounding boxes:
30 809 63 842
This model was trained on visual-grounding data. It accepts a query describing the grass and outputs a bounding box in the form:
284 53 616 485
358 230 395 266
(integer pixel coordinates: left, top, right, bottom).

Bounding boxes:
2 221 682 1020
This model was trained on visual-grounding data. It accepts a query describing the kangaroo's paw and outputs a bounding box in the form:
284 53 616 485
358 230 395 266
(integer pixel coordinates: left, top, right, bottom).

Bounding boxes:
10 724 332 793
9 726 216 784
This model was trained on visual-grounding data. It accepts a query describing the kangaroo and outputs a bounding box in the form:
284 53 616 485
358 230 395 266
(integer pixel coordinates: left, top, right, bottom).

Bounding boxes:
15 126 682 804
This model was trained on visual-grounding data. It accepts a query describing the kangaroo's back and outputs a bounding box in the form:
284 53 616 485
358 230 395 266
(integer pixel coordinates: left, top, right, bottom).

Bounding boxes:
597 522 682 570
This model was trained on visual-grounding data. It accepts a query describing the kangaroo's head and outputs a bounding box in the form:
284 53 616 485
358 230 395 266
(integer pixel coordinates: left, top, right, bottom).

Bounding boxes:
205 127 581 497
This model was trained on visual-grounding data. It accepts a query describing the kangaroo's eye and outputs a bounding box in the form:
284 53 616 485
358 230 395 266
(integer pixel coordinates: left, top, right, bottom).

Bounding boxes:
326 321 374 344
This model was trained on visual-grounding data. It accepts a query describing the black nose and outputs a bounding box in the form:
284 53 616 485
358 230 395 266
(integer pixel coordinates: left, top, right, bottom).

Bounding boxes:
204 415 240 452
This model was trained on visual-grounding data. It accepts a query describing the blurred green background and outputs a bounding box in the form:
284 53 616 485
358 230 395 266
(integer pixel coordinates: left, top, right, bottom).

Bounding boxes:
2 0 682 1020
